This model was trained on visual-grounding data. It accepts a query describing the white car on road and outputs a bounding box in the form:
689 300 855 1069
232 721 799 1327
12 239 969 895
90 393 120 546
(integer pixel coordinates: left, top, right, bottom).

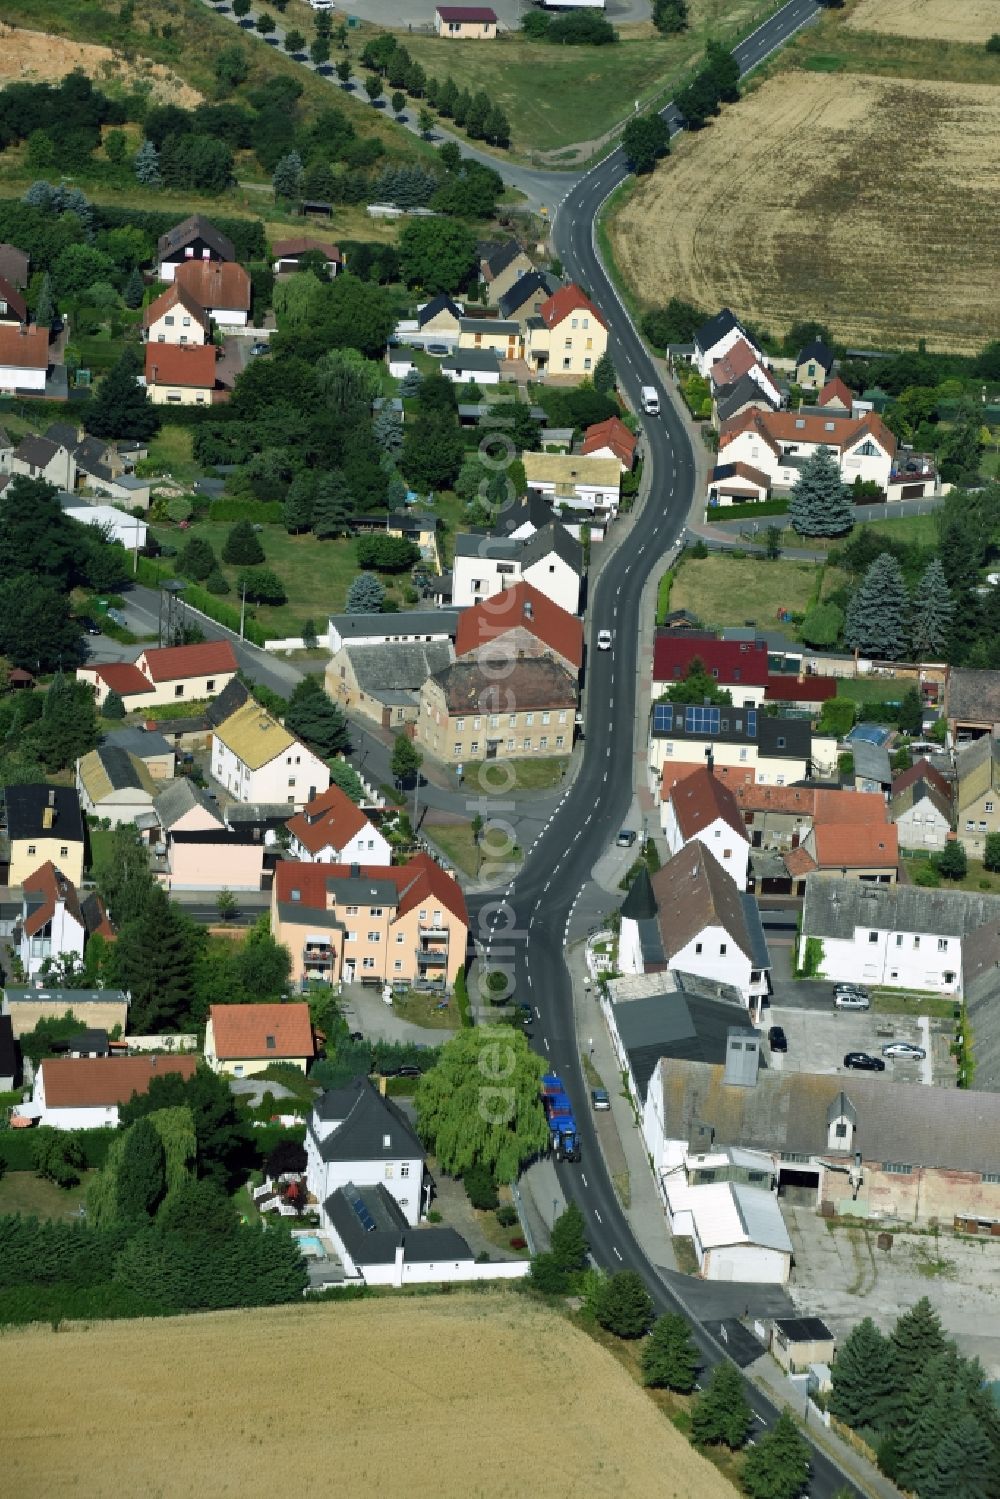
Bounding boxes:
596 629 613 650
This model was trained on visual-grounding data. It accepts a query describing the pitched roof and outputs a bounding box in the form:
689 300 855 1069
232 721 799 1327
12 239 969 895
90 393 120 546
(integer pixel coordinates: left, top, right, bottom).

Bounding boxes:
715 378 779 425
654 1054 1000 1176
271 237 341 261
710 339 764 388
893 756 952 803
537 283 607 332
174 259 252 312
669 766 748 843
0 324 48 370
274 851 468 927
520 520 582 575
4 785 84 845
524 451 621 493
417 293 462 328
77 746 156 805
0 274 28 324
651 842 760 966
694 308 751 356
154 776 223 830
213 699 296 770
21 861 83 939
286 784 372 855
482 239 527 279
710 460 773 490
454 581 584 670
14 434 60 468
947 671 1000 727
156 215 235 263
142 282 211 333
346 640 453 698
91 662 154 697
801 874 1000 942
653 634 769 687
437 4 498 17
611 984 746 1102
209 1002 313 1061
40 1054 197 1108
431 657 577 714
890 777 952 827
851 739 892 785
818 376 853 409
139 640 237 682
580 416 637 466
498 270 557 320
101 726 173 760
719 406 896 461
144 343 218 390
811 821 898 869
783 845 817 877
204 674 251 729
0 243 29 289
80 892 115 942
442 347 502 374
796 338 835 371
310 1076 423 1163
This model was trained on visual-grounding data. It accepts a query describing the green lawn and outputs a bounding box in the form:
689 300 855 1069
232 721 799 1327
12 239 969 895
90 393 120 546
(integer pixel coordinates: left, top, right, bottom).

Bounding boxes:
86 825 115 875
142 425 199 486
870 990 958 1020
835 677 909 704
0 1170 94 1220
463 757 569 792
671 554 846 631
902 856 1000 899
424 819 483 878
66 329 126 375
397 0 765 159
850 513 942 547
389 989 457 1029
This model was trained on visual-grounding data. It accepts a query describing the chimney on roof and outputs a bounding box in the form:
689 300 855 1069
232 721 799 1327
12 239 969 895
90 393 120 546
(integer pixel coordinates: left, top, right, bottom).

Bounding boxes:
523 600 533 619
723 1026 761 1088
48 788 56 808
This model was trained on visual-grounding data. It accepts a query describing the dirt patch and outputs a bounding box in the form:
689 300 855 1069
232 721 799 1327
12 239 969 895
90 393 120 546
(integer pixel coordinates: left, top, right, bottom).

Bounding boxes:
0 1295 738 1497
609 70 1000 353
0 22 202 105
847 0 1000 45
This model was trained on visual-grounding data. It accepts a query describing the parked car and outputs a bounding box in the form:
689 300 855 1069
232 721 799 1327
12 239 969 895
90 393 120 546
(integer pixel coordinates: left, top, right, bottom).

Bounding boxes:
249 341 270 356
76 616 102 636
616 829 637 848
844 1052 885 1072
591 1088 610 1111
768 1025 788 1053
596 629 613 650
383 1064 422 1078
348 1031 365 1043
834 986 871 1010
882 1041 927 1059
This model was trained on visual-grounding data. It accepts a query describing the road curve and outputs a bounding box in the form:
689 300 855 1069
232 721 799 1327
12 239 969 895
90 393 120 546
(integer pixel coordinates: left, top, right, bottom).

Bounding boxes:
470 3 859 1494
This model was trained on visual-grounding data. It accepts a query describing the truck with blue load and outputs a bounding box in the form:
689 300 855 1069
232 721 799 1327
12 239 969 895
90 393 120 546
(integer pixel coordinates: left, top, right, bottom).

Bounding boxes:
541 1072 581 1162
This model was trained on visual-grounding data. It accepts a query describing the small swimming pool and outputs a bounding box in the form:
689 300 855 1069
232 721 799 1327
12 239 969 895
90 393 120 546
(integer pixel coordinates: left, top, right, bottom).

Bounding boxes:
295 1234 326 1258
847 723 891 747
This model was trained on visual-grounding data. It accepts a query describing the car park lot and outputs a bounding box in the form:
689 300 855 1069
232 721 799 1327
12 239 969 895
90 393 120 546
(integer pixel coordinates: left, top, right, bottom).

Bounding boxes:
764 1004 936 1085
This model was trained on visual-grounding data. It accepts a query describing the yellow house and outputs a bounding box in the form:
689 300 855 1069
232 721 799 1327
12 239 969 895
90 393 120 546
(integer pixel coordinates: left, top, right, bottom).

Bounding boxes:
481 240 534 307
435 4 498 38
144 343 218 406
204 1002 314 1078
3 785 85 888
526 284 609 378
271 853 468 991
458 316 524 360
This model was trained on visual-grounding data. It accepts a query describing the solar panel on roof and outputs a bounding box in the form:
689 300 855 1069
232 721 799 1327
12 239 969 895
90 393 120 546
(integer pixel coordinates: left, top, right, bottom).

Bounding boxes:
685 706 720 735
349 1190 376 1233
653 704 673 733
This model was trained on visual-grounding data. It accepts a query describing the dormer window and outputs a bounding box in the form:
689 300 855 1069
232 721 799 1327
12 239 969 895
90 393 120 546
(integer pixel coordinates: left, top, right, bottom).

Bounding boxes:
382 1133 391 1149
266 1035 276 1049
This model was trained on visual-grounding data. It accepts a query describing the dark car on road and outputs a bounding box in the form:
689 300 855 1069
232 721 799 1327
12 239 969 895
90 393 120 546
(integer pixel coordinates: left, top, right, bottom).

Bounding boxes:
383 1064 422 1078
844 1052 885 1072
768 1025 787 1053
76 616 102 636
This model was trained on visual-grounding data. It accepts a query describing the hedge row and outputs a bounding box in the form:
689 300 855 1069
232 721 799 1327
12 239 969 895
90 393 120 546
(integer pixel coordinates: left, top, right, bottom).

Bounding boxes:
208 499 284 524
0 1127 115 1172
706 499 790 521
182 583 272 646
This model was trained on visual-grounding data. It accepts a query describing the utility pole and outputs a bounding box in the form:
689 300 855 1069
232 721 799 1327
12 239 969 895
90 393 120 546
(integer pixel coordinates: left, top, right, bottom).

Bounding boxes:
239 579 247 641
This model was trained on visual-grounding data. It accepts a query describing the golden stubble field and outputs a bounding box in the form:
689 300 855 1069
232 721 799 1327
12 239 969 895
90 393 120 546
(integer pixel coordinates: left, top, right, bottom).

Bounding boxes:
0 1294 738 1499
0 21 201 103
847 0 1000 44
610 71 1000 353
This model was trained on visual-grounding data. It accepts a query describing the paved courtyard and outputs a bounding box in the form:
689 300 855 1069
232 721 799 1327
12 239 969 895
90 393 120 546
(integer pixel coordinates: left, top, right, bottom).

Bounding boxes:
766 1004 942 1086
785 1204 1000 1377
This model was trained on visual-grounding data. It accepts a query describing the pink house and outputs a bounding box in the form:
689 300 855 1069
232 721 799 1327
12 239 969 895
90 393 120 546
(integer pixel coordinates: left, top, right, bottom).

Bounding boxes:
159 829 265 892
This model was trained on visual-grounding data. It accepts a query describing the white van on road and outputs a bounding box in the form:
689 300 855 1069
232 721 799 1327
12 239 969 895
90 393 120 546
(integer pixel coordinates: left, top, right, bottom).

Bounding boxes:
640 385 660 415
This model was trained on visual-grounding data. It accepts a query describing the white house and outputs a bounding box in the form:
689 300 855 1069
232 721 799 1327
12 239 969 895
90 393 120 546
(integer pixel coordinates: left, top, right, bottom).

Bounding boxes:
142 282 210 346
286 784 392 866
661 766 750 889
717 407 896 493
797 877 1000 997
0 323 48 393
662 1176 792 1284
451 523 582 615
27 1055 197 1130
305 1077 426 1232
521 451 621 521
11 433 75 489
211 698 330 809
16 861 90 980
648 841 771 1018
692 308 764 378
174 260 251 328
76 745 158 828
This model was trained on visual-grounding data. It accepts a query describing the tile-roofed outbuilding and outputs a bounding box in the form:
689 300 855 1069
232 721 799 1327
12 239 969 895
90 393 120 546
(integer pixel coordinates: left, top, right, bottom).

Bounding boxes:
40 1054 196 1108
286 784 371 855
810 821 898 870
432 657 577 714
271 237 341 263
764 675 837 704
455 581 583 670
0 324 48 370
90 662 153 698
0 274 28 324
208 1001 313 1062
138 640 237 682
174 259 251 314
156 214 235 264
818 376 853 409
537 283 607 332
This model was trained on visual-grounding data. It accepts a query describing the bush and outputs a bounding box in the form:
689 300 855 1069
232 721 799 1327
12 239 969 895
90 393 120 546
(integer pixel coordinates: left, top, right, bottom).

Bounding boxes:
594 1270 654 1338
936 841 967 881
529 1250 569 1294
495 1204 518 1228
209 499 283 524
463 1162 498 1211
914 863 941 888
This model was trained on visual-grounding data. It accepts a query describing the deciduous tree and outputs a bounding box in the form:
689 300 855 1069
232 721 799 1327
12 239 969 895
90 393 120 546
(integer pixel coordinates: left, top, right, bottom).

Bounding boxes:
550 1201 588 1274
414 1027 548 1179
622 111 670 174
398 216 477 294
594 1270 654 1338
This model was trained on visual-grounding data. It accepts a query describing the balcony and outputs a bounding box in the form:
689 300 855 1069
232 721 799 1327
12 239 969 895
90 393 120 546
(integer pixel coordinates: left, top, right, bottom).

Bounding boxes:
416 947 448 968
419 923 449 938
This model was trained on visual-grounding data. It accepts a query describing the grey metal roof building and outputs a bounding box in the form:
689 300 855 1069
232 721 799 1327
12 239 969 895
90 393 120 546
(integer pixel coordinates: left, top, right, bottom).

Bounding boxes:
612 983 751 1102
801 876 1000 943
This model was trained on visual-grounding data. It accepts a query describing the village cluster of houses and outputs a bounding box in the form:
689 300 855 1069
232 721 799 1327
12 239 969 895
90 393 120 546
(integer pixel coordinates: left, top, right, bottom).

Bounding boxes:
682 308 939 511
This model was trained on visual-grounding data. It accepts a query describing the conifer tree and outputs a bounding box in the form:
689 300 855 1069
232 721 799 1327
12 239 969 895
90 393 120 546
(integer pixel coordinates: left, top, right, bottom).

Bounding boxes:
133 139 161 186
222 519 265 566
593 1270 654 1338
111 886 196 1032
788 445 854 537
283 473 314 534
844 552 909 659
549 1201 588 1274
103 689 125 720
312 470 353 539
115 1117 167 1222
911 558 954 660
691 1361 751 1449
642 1313 699 1392
741 1410 811 1499
829 1316 895 1430
346 572 385 613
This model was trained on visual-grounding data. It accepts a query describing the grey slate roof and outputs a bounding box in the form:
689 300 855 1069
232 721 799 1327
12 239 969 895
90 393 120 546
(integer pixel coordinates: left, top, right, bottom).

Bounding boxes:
329 609 458 642
947 670 1000 727
154 776 222 831
521 520 582 574
621 864 657 921
346 640 453 698
795 339 835 371
715 374 779 423
92 744 147 792
416 294 462 328
310 1076 423 1163
454 532 520 560
801 874 1000 942
650 708 811 758
492 490 552 537
739 893 771 969
483 239 526 278
693 308 749 357
498 270 558 320
157 214 235 263
442 347 502 374
851 740 892 786
102 726 173 759
204 674 250 730
15 434 60 468
225 802 290 827
890 778 952 826
73 435 110 474
45 421 79 449
613 986 749 1103
656 1055 1000 1175
4 785 84 845
325 1182 471 1267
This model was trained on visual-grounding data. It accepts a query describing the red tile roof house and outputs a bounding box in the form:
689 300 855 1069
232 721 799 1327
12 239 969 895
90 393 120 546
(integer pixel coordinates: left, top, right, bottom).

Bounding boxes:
16 860 113 981
454 581 584 678
174 259 252 328
286 785 393 867
27 1054 197 1130
653 635 770 707
142 282 211 346
660 765 750 889
526 284 608 378
204 1002 314 1078
0 323 49 394
144 343 221 407
709 338 781 407
717 407 896 494
78 640 237 710
580 416 637 470
435 5 498 38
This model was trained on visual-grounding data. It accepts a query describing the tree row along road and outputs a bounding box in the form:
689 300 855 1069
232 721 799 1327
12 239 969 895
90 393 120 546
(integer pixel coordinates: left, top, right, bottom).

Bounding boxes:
468 3 859 1494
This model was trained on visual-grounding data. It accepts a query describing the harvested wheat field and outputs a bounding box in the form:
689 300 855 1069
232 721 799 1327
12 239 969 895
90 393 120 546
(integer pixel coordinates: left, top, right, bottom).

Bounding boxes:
0 1294 736 1499
847 0 1000 45
0 22 201 104
611 71 1000 353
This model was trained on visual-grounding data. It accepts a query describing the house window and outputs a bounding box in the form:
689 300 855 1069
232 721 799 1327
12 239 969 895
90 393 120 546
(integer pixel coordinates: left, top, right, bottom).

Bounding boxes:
507 737 515 750
777 736 786 749
471 741 479 753
584 358 592 371
987 802 994 813
739 748 748 762
370 908 383 917
174 685 184 698
362 956 376 970
60 846 68 857
385 1165 394 1178
288 778 296 788
27 845 35 856
419 910 427 921
394 960 403 971
508 715 517 727
368 932 381 943
943 970 955 984
523 737 531 750
883 1162 912 1175
401 1163 410 1178
913 936 920 949
835 1122 848 1139
456 719 465 731
489 715 500 729
555 735 564 748
473 717 481 729
869 931 878 943
207 679 215 692
719 943 727 955
526 713 534 726
345 930 357 943
695 942 703 954
937 938 948 952
396 933 404 945
983 1172 1000 1184
558 712 567 725
540 736 548 749
346 906 358 915
454 743 462 757
896 934 903 947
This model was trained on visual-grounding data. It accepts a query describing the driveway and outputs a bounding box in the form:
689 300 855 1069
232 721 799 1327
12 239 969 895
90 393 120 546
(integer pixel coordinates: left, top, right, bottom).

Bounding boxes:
338 981 457 1045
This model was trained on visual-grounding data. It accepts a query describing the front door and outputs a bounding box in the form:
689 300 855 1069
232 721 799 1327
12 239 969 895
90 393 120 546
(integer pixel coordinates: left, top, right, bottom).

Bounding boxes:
486 740 500 759
343 960 355 982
